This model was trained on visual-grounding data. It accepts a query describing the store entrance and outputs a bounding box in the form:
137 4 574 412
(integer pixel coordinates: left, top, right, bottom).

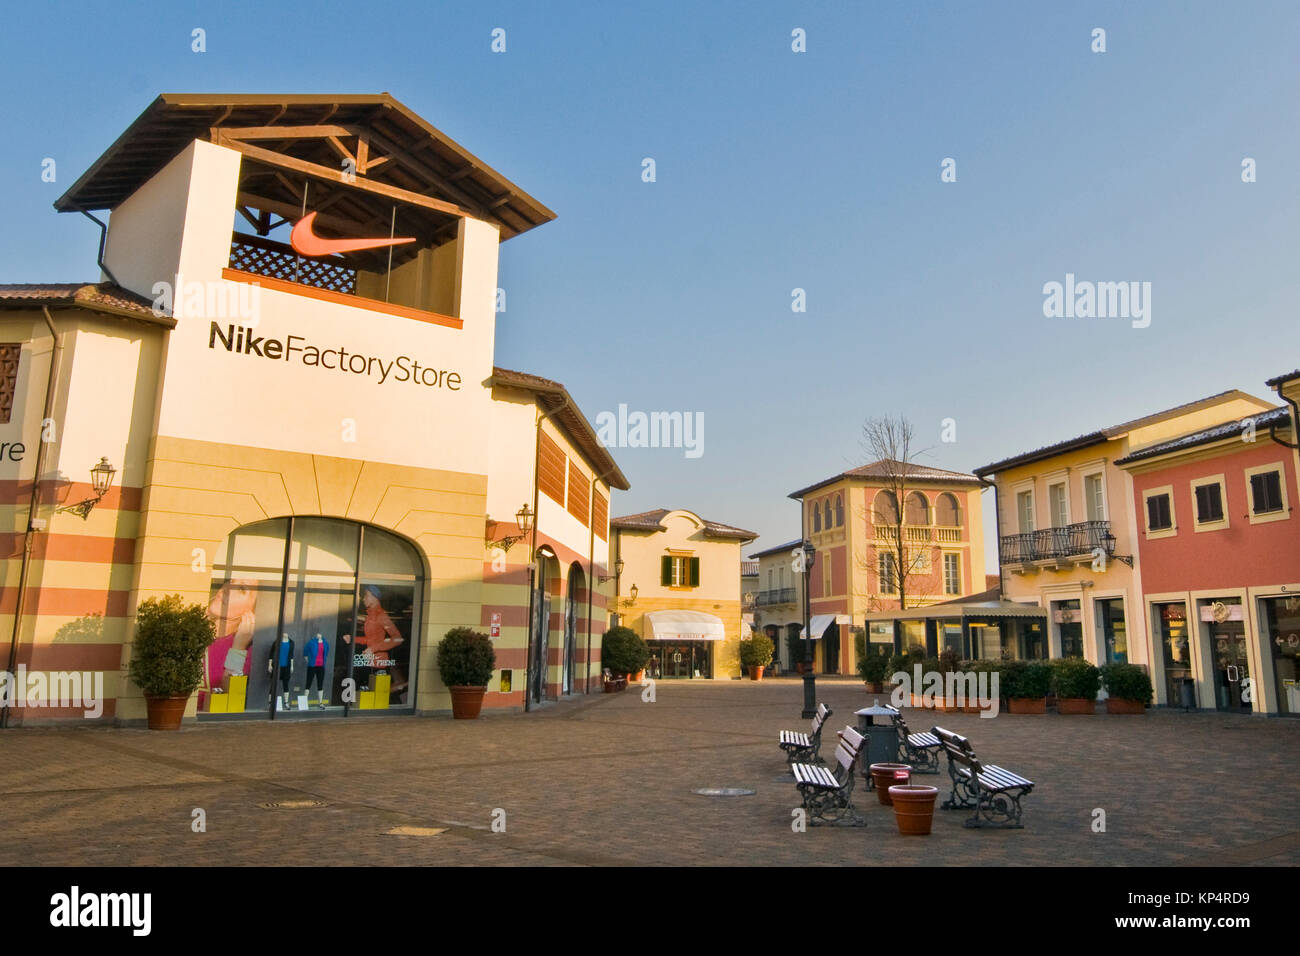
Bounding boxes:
1212 622 1251 712
651 642 712 679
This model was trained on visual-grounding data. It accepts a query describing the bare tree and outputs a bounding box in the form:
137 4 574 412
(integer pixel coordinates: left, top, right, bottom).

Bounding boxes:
859 416 936 612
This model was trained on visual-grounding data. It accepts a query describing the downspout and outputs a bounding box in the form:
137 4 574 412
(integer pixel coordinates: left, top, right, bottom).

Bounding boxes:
74 208 123 288
522 395 570 713
585 463 620 695
3 308 64 729
1269 399 1300 451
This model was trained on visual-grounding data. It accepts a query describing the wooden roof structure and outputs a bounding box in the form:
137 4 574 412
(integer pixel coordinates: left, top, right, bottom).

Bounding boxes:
54 93 556 257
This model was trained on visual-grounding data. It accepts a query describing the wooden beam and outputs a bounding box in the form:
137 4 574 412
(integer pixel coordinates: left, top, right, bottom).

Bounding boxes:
355 136 369 173
342 125 499 223
325 135 355 164
212 124 353 143
226 139 474 220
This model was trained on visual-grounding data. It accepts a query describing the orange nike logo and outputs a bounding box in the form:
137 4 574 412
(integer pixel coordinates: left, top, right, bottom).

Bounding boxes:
290 211 416 257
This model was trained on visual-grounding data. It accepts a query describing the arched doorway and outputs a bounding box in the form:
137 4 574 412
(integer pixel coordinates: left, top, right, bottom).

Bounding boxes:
530 549 558 704
564 563 585 696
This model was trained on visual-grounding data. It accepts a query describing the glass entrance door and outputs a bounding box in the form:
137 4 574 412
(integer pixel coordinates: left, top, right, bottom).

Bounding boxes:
1157 604 1192 708
656 642 712 678
1211 623 1251 712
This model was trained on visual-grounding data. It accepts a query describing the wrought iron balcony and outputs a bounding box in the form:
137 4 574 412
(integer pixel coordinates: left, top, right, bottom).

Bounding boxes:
756 587 797 606
1000 520 1116 566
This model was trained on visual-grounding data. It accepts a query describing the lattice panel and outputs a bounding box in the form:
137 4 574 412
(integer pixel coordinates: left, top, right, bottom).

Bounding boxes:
0 344 20 425
228 239 357 294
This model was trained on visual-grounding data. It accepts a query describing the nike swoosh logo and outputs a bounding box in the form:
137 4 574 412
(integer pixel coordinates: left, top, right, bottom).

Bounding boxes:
290 211 416 257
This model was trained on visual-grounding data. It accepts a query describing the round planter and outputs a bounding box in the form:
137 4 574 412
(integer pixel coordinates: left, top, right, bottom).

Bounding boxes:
795 662 806 674
748 665 764 681
1007 697 1046 714
863 681 882 694
1057 697 1096 715
1105 697 1145 714
869 763 912 804
889 784 939 835
144 694 189 730
449 685 487 719
630 669 645 683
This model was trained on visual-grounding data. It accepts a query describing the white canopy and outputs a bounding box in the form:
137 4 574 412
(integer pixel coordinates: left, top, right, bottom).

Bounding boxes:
799 613 851 640
645 609 726 642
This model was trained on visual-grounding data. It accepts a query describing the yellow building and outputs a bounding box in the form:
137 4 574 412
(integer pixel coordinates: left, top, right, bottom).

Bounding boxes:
610 509 756 679
974 390 1274 675
0 93 627 724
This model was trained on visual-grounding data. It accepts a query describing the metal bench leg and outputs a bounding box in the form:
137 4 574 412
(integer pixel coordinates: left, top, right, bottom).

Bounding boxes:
963 787 1027 829
941 763 978 811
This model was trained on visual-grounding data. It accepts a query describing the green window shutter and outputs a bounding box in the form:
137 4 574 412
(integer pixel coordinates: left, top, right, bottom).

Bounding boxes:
689 557 700 587
661 556 671 586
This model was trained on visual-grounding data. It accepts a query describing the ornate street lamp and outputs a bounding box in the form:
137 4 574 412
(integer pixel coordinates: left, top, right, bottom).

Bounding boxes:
491 503 534 552
801 539 817 719
57 457 117 520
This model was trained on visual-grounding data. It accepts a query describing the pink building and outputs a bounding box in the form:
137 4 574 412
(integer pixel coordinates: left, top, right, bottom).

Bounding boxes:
1116 402 1300 715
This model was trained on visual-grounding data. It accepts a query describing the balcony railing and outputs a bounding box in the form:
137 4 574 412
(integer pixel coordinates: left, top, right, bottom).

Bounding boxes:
935 527 961 543
873 524 961 543
1000 520 1115 565
228 233 357 294
756 587 797 606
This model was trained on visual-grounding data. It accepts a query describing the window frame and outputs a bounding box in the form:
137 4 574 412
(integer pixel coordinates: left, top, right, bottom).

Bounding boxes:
1015 487 1035 533
1190 474 1229 533
1048 480 1069 529
1142 484 1176 539
942 552 961 596
1245 462 1289 525
1082 469 1107 523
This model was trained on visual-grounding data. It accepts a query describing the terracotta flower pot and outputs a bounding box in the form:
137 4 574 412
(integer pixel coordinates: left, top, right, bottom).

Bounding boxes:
869 763 912 804
145 694 189 730
1105 697 1145 714
1056 697 1096 715
889 784 939 835
796 662 806 674
1007 697 1046 714
630 669 645 683
748 665 764 681
449 685 487 719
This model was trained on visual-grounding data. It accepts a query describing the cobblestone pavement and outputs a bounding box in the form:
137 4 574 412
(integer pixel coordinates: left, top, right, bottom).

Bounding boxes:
1 678 1296 866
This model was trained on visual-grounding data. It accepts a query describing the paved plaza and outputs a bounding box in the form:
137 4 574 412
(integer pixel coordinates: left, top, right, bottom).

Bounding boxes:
1 679 1297 866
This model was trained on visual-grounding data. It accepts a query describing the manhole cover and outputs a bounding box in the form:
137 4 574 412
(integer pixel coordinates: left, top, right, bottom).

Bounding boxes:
386 826 447 836
692 788 755 797
258 799 328 810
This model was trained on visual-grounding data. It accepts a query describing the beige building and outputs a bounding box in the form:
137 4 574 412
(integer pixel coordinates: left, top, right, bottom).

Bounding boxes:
0 93 628 724
610 509 756 679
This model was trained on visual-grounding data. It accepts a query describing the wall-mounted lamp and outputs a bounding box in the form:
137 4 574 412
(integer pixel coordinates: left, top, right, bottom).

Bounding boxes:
488 503 534 552
598 557 625 585
56 457 116 520
620 583 638 608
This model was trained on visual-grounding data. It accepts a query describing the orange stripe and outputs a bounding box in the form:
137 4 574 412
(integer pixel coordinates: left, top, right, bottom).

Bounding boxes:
0 480 141 511
0 587 130 617
0 533 136 564
222 269 463 330
18 642 123 671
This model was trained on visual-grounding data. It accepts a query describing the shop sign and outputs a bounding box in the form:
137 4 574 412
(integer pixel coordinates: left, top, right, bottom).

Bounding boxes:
490 611 501 639
1199 601 1243 623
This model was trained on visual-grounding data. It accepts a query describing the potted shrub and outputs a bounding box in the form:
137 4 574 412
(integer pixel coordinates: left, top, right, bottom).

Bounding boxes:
858 653 890 693
1002 660 1051 714
602 626 650 682
740 633 774 680
1052 658 1100 714
437 626 496 719
128 594 216 730
786 630 808 673
1101 662 1153 714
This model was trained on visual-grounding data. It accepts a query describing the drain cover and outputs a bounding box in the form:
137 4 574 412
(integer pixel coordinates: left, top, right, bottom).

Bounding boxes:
692 787 755 797
258 799 328 810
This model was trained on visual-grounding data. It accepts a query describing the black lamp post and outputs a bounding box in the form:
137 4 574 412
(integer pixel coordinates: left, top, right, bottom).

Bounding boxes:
800 539 817 719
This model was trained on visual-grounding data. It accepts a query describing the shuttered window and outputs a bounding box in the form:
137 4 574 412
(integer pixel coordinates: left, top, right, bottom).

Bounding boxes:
1250 471 1283 515
0 344 19 425
592 491 609 540
566 462 589 525
662 555 700 587
538 431 566 505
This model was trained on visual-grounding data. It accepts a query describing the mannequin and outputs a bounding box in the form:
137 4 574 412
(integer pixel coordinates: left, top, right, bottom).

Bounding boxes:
268 633 295 710
303 632 330 709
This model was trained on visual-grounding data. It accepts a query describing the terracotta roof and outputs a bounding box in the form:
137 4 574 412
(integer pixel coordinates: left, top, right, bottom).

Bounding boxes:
789 459 982 499
610 508 757 541
974 389 1259 477
1115 407 1290 465
748 538 802 559
1266 369 1300 388
488 367 629 491
0 283 171 327
54 93 554 242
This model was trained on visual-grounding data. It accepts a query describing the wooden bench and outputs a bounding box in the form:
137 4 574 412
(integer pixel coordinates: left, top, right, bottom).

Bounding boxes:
890 709 941 773
778 703 832 766
791 726 866 827
932 726 1034 829
602 668 627 693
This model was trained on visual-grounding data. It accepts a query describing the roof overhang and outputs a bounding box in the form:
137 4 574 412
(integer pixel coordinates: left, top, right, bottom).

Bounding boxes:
862 602 1047 622
645 609 726 642
799 613 851 639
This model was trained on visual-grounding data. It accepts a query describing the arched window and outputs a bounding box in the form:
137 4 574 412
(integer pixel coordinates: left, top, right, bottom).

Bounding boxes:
206 517 424 717
812 503 821 532
935 493 960 527
873 490 900 525
905 492 930 525
823 500 832 529
835 495 844 527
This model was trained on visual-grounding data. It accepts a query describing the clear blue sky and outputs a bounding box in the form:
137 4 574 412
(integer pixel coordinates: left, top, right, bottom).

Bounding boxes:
4 1 1299 571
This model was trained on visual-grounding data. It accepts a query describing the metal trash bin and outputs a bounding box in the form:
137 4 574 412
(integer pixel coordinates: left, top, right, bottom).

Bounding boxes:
855 700 900 783
1178 678 1197 711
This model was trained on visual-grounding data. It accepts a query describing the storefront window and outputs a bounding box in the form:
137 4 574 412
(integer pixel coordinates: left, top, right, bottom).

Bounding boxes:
1260 596 1300 715
1202 598 1249 712
1054 600 1084 658
1018 621 1046 660
1156 603 1192 708
1096 598 1127 664
204 518 422 717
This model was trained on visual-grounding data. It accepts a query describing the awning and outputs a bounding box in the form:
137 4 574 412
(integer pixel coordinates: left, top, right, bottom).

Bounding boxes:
645 609 726 641
799 614 851 640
